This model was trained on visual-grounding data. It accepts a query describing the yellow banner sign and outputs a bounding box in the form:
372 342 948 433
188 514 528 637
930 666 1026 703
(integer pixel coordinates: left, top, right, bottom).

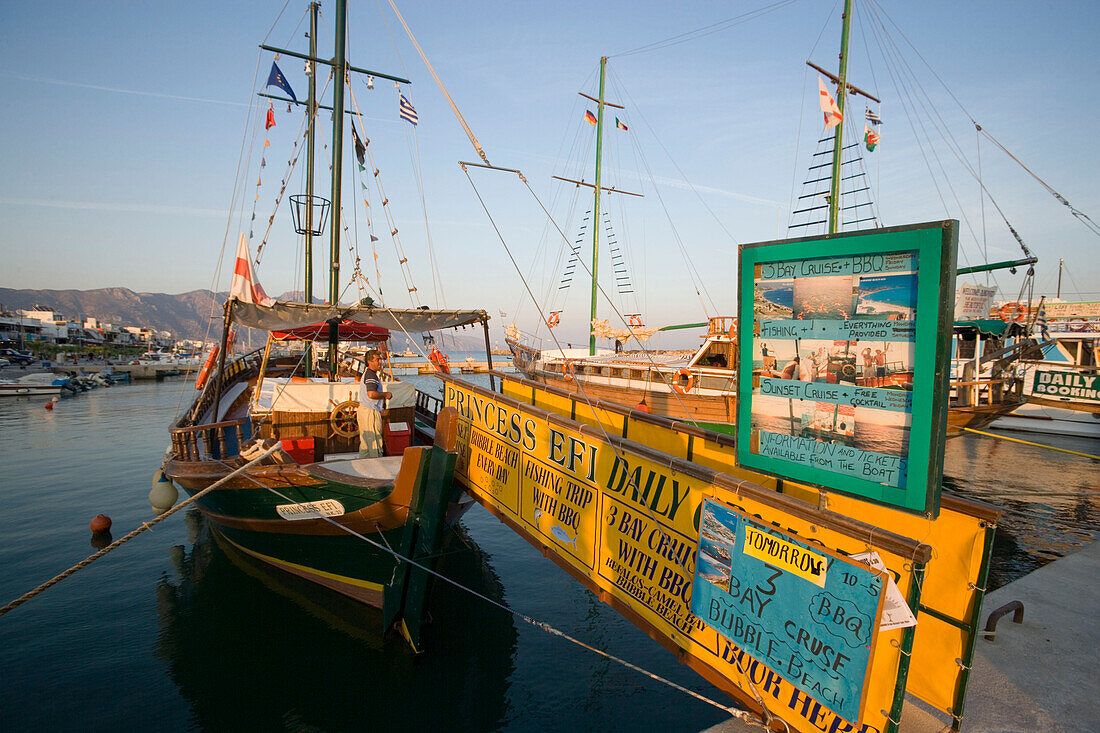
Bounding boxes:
446 379 929 733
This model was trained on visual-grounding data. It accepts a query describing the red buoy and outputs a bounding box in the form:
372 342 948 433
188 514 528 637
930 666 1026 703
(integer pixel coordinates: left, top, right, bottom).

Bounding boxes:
90 514 112 534
45 401 54 410
635 401 650 414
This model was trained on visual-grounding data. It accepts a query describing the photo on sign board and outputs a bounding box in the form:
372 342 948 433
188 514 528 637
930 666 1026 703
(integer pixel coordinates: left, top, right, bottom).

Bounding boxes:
754 278 794 318
854 340 915 388
792 274 857 320
697 536 733 593
700 502 739 545
852 405 911 457
749 394 801 438
798 402 856 446
855 272 918 320
755 339 798 374
796 339 860 384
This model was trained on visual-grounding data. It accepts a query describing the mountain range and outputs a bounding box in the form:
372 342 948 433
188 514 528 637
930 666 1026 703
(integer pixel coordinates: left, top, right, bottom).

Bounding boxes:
0 287 493 350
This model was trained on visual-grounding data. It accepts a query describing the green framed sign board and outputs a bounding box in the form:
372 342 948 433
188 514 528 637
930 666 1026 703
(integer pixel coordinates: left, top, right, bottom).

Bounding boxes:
736 221 958 517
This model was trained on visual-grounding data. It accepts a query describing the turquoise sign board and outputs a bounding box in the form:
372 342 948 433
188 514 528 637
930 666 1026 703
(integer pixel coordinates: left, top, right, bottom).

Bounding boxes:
736 221 958 516
692 499 888 725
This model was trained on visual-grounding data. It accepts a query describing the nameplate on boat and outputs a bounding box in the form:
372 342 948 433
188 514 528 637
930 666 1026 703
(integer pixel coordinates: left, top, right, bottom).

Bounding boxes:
692 499 888 725
737 221 957 516
276 499 346 520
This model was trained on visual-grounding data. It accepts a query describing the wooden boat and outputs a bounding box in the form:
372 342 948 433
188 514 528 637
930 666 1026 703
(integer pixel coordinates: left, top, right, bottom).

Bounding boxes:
512 313 1031 437
163 0 495 648
165 305 487 614
991 302 1100 438
508 43 1038 440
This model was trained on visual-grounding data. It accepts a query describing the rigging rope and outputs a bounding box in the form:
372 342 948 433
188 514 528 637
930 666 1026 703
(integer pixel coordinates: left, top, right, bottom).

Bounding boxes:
465 163 798 722
224 458 760 724
610 0 799 58
383 0 489 164
0 443 283 619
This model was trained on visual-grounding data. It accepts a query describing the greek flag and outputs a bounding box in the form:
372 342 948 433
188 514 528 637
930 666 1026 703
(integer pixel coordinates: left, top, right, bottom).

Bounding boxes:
865 107 882 125
1037 304 1050 341
399 94 418 126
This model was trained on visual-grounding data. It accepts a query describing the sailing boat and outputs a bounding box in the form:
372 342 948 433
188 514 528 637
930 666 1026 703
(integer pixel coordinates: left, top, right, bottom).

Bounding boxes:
991 294 1100 438
505 57 742 432
163 0 490 650
510 5 1039 437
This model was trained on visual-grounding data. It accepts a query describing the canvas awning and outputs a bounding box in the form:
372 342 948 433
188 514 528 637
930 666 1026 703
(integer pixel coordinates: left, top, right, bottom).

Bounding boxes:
231 300 489 334
271 320 390 342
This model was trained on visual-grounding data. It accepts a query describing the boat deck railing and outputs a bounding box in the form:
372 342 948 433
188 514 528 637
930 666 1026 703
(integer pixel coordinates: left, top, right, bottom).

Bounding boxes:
176 347 265 430
950 376 1023 407
171 418 252 461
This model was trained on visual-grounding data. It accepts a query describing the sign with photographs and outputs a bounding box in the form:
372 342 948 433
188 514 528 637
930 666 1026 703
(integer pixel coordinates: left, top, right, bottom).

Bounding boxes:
736 221 958 516
692 499 889 725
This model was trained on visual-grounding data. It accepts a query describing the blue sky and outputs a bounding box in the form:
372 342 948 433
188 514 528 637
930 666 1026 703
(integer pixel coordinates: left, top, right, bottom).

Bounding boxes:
2 1 1096 345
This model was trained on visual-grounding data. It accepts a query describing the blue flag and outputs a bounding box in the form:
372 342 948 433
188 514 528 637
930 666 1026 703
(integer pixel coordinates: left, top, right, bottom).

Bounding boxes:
266 61 298 104
399 94 418 126
865 107 882 125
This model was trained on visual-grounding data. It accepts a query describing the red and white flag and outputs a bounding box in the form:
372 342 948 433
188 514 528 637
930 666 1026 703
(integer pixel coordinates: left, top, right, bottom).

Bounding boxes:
229 233 274 305
818 76 843 130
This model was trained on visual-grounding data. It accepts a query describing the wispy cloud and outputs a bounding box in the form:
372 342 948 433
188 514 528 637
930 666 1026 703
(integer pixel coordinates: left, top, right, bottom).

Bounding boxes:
1 71 247 107
0 197 227 217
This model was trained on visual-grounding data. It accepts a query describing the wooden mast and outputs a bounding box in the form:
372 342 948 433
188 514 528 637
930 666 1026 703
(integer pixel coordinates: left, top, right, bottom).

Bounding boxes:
827 0 853 234
304 1 319 377
326 0 348 379
589 57 608 356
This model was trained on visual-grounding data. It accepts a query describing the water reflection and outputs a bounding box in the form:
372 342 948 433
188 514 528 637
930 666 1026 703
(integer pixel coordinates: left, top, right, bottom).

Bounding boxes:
943 433 1098 589
155 509 517 730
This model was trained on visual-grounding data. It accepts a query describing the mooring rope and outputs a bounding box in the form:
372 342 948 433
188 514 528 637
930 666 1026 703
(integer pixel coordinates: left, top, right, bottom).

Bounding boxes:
961 427 1100 461
220 458 760 725
0 443 282 619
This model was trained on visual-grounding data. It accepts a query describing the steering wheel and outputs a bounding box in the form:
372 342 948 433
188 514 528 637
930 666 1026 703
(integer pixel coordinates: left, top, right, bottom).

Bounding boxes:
329 399 360 438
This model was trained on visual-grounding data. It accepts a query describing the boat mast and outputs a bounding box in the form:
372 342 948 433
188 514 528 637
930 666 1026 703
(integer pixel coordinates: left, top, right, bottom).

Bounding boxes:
304 1 319 377
327 0 349 379
589 56 608 356
827 0 853 235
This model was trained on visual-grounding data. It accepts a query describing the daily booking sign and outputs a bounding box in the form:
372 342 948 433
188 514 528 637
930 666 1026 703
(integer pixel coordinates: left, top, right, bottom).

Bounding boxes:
692 499 889 724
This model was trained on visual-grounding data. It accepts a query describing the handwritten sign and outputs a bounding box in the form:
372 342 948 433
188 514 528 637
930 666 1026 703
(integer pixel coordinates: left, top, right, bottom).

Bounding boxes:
447 379 927 733
737 221 957 515
692 499 888 724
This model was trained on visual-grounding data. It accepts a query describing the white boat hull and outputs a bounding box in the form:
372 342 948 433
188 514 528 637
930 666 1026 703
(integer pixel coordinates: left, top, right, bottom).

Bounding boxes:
0 383 63 397
991 403 1100 439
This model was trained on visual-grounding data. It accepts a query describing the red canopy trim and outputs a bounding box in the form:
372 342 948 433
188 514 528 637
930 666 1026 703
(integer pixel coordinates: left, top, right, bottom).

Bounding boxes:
271 320 390 342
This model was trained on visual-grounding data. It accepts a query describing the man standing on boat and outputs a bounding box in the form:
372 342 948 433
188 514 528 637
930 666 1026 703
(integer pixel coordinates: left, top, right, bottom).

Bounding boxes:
357 350 392 459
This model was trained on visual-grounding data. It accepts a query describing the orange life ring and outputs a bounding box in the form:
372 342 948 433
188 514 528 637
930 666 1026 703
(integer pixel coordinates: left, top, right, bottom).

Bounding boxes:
998 302 1026 323
428 348 451 374
672 367 694 395
195 346 219 390
628 315 643 328
547 312 561 329
562 359 575 382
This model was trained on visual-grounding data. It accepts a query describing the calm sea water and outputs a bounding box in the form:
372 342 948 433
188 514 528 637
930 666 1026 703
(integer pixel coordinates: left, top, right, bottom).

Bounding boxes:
0 376 1096 730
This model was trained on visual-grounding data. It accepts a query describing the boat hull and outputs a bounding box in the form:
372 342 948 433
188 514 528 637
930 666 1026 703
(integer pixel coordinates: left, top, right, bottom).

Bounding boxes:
990 402 1100 439
167 456 417 610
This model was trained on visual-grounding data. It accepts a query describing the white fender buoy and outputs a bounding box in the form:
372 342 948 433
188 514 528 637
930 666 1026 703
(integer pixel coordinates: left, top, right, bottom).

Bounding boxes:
149 469 179 515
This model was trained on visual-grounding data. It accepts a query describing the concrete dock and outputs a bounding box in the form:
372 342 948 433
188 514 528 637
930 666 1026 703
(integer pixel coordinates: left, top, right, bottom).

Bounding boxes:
705 540 1099 732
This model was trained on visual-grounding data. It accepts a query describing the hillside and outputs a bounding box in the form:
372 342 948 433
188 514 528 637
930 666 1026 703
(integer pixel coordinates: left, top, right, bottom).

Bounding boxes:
0 287 496 349
0 287 226 341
